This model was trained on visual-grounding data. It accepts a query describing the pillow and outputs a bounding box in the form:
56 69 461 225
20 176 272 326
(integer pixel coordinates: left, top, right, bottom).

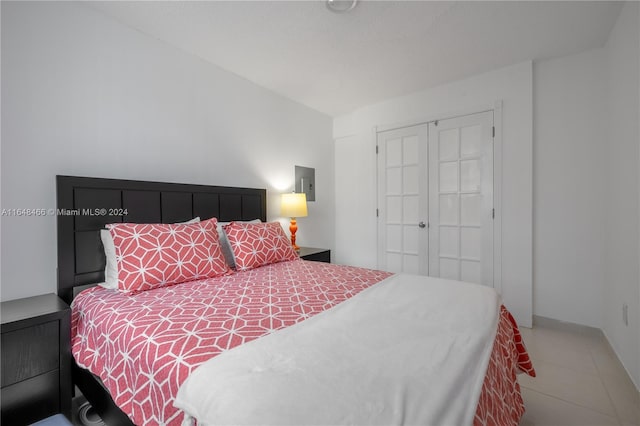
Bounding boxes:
106 217 229 294
223 221 298 271
216 219 261 269
100 217 200 290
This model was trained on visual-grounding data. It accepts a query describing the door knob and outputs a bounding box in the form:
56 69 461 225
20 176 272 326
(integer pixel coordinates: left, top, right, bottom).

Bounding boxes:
418 221 427 228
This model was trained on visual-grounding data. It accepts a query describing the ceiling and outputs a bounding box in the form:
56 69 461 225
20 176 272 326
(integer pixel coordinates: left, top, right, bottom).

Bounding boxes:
87 1 623 117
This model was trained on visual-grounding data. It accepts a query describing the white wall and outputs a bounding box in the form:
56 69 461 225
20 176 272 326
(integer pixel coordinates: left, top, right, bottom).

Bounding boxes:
529 2 639 389
533 49 607 328
334 62 533 327
603 0 640 389
0 2 334 301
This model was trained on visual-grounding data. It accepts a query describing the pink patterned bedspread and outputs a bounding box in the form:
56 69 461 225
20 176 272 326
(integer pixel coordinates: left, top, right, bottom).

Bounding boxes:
71 259 534 426
474 306 536 425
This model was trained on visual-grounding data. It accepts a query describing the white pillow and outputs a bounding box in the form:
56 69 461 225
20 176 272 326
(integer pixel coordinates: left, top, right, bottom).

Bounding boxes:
99 217 200 290
217 219 262 269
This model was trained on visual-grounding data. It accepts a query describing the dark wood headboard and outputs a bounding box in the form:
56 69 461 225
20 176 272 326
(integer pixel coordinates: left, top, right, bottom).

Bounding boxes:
56 175 267 304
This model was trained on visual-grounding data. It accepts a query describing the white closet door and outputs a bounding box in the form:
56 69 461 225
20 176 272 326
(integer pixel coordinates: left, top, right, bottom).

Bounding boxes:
428 111 494 286
376 124 428 274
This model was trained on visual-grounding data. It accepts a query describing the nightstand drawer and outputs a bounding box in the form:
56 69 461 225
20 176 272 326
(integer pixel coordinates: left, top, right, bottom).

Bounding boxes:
1 370 60 425
1 294 71 424
1 321 59 387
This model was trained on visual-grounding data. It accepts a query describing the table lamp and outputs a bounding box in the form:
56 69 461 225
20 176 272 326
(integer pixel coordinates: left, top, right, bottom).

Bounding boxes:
281 192 308 250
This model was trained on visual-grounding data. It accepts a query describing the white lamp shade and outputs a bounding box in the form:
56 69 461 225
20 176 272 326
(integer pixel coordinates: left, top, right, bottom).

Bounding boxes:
281 193 308 218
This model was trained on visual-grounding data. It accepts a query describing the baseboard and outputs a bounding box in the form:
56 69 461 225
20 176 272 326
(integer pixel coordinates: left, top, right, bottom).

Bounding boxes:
532 315 603 337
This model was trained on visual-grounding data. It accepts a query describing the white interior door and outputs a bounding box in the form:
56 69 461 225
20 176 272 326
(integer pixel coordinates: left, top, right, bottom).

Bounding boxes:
376 124 428 274
428 111 494 286
376 111 494 287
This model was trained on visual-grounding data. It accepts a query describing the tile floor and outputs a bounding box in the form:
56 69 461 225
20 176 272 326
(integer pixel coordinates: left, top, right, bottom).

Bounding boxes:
518 324 640 425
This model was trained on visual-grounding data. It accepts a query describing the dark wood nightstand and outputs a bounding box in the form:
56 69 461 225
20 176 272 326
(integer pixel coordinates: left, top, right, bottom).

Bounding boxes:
298 247 331 263
1 293 72 425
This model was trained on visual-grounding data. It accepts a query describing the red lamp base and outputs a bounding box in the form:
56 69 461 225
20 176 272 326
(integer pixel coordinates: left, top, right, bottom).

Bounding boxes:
289 218 300 251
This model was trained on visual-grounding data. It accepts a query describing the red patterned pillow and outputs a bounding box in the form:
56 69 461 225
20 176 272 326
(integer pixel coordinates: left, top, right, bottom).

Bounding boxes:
223 221 298 271
107 217 230 293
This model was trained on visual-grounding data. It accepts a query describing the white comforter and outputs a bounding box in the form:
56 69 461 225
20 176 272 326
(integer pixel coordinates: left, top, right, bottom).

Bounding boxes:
175 273 500 426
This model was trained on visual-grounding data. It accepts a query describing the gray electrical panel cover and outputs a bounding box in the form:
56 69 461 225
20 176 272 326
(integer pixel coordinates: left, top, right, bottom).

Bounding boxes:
295 165 315 201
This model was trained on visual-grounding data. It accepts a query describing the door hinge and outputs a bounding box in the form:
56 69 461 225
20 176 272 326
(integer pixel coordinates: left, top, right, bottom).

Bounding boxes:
434 120 439 126
492 126 495 138
492 208 495 219
376 208 379 217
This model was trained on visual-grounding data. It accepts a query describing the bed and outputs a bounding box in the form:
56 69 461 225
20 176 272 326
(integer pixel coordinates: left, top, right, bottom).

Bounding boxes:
56 175 534 426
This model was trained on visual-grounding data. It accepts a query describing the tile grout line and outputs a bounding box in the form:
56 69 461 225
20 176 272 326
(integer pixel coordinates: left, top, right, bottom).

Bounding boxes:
528 353 601 379
522 343 619 421
522 325 637 424
528 325 632 423
588 344 625 425
519 384 621 423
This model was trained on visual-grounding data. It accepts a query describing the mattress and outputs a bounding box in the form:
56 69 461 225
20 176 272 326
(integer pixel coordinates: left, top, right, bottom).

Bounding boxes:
71 259 534 426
